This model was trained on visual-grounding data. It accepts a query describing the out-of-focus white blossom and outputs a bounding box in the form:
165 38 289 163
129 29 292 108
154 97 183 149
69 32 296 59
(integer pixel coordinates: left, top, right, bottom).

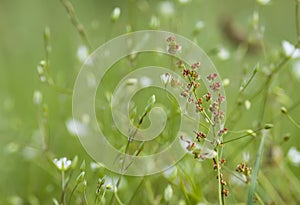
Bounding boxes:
194 21 205 33
287 146 300 166
158 1 175 17
164 185 173 201
257 0 271 5
140 76 152 86
77 45 89 63
111 7 121 22
217 47 230 60
282 40 300 59
222 78 230 87
53 157 72 171
33 90 42 105
178 0 191 5
66 118 87 136
244 100 251 110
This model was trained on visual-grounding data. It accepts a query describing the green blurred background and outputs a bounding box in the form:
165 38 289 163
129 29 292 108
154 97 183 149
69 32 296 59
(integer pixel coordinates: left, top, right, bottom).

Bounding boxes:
1 0 300 204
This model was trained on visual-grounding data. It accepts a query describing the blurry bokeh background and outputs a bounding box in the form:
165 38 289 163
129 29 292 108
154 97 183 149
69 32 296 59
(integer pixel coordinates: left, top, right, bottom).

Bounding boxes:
1 0 300 204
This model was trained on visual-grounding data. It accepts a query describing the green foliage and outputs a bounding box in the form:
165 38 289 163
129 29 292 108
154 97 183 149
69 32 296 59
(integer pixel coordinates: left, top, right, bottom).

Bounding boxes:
1 0 300 205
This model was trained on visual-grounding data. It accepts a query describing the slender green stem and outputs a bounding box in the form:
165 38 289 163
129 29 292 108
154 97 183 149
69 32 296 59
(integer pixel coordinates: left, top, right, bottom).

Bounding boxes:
247 130 266 205
295 0 300 41
287 114 300 129
61 171 66 205
178 171 191 205
226 64 258 128
99 189 106 205
83 190 88 205
48 80 73 95
40 25 73 96
43 26 51 72
127 178 145 205
114 189 125 205
109 106 151 205
67 183 78 205
254 192 264 205
223 128 263 144
215 148 224 205
60 0 92 51
239 63 259 94
259 75 271 123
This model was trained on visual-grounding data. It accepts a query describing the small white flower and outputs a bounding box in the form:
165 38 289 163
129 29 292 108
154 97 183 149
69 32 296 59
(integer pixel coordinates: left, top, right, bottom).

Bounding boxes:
217 47 230 60
140 76 152 87
160 73 172 86
159 1 175 17
194 20 205 33
37 61 47 82
90 162 104 172
111 7 121 21
256 0 271 5
287 146 300 166
164 185 173 201
53 157 72 171
33 90 42 105
178 0 191 5
66 118 87 136
103 176 119 192
77 45 89 63
222 78 230 87
244 100 251 110
163 166 177 179
282 40 300 59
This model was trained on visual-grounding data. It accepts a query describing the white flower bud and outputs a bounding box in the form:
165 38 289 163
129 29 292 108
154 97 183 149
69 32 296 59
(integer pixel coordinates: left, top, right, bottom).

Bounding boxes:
160 73 172 86
222 78 230 87
164 185 173 201
256 0 271 5
33 90 42 105
53 157 72 171
149 15 160 29
244 100 251 110
111 7 121 22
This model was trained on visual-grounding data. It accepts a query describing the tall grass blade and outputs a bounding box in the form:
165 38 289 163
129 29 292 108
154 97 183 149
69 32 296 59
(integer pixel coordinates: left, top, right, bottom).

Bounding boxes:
247 130 266 205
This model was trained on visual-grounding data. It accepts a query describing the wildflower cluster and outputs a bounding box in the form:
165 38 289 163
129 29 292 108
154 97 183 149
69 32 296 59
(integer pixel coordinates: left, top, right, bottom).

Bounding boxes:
165 36 227 135
166 36 182 54
236 162 252 183
164 36 229 198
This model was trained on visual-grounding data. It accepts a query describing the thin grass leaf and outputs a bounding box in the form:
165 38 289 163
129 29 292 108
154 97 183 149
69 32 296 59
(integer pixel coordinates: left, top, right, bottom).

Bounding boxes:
258 172 285 204
247 130 266 205
178 170 191 205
